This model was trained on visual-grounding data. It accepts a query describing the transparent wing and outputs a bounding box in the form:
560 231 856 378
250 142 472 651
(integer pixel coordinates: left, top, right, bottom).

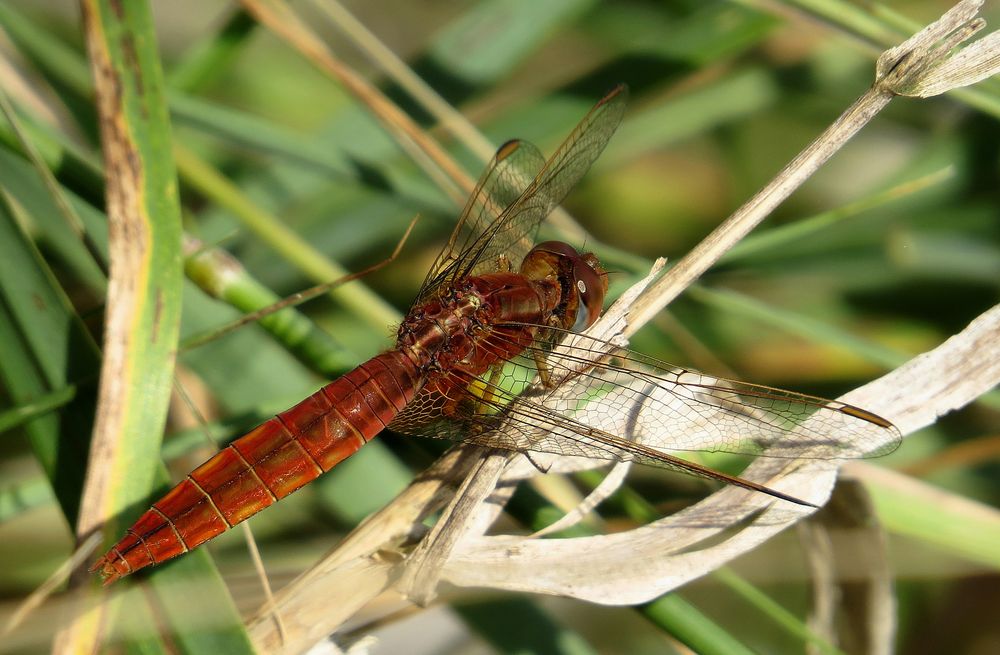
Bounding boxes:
414 85 628 305
389 327 901 500
415 139 545 304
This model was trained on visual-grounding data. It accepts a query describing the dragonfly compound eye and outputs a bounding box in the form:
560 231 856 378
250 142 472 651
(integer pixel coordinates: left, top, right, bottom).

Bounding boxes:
571 253 607 331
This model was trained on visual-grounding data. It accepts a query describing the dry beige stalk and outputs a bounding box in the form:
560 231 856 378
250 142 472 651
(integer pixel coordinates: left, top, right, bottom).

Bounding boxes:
438 304 1000 602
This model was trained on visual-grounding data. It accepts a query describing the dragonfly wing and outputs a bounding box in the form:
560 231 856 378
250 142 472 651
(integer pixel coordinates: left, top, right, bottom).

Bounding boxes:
416 138 545 305
504 330 900 458
389 327 901 480
414 85 628 306
456 85 628 284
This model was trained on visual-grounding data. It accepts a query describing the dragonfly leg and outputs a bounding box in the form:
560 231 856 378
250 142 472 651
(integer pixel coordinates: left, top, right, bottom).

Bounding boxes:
476 366 503 412
532 349 554 389
523 449 552 474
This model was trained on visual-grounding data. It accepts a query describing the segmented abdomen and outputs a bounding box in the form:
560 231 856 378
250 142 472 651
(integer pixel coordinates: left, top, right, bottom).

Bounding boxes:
92 350 420 584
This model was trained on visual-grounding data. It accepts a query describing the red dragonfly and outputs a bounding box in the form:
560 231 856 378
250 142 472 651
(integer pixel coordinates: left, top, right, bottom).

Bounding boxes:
92 85 899 584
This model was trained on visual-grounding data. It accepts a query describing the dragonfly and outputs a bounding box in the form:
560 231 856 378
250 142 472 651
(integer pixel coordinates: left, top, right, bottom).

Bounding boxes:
91 85 900 584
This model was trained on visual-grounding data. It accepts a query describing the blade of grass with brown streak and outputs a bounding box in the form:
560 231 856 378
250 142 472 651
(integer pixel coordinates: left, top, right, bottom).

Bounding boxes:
53 1 252 652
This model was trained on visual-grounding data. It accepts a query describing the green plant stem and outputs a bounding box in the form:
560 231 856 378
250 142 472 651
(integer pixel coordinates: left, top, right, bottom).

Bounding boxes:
173 143 401 331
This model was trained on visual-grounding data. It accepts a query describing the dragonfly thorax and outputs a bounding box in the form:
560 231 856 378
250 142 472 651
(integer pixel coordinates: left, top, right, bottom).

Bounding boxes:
395 271 563 380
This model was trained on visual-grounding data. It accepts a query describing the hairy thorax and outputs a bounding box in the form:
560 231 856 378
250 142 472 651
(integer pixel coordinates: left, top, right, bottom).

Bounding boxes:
396 272 561 383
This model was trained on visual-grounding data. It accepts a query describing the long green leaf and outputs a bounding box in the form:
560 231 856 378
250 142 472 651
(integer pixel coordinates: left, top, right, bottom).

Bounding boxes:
0 195 99 525
70 1 251 652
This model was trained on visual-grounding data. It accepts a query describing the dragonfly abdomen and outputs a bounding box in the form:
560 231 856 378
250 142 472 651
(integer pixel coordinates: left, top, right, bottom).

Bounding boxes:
91 351 420 584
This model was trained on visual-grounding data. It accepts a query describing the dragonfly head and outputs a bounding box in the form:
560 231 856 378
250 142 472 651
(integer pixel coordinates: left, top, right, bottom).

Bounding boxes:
520 241 608 332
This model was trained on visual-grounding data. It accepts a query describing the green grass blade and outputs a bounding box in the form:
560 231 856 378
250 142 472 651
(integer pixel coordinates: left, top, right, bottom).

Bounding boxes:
69 1 252 652
0 195 100 524
686 284 906 369
641 594 758 655
167 9 257 93
455 597 600 655
77 0 183 550
429 0 596 84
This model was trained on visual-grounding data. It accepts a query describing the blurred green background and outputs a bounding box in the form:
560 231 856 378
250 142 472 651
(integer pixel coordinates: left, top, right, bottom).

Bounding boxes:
0 0 998 653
